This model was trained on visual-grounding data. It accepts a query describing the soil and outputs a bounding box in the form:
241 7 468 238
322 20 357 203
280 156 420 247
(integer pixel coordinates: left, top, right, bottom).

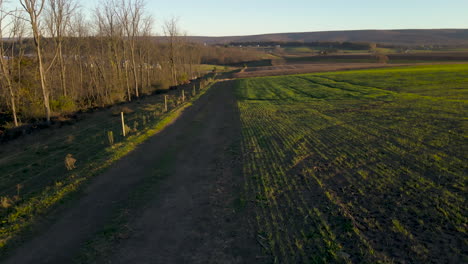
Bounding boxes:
3 80 263 263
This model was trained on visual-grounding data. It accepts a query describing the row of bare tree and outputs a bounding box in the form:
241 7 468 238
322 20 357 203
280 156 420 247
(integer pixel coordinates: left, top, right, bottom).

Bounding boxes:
0 0 203 128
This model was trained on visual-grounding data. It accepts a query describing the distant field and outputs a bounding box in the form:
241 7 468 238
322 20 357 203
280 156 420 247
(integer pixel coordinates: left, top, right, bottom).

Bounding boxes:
284 52 468 64
284 47 316 54
236 65 467 263
284 47 394 54
196 64 236 73
283 47 468 56
235 63 410 78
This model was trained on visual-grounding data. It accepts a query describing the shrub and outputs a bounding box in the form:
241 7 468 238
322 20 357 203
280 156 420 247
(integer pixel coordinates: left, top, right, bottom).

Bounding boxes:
376 54 389 64
178 72 189 84
1 196 13 209
21 99 44 120
153 79 171 91
51 96 76 113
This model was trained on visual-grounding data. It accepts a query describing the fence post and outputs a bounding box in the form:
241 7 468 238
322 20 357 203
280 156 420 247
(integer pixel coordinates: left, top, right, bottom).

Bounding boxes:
121 112 126 137
182 90 185 102
164 95 168 112
107 131 114 145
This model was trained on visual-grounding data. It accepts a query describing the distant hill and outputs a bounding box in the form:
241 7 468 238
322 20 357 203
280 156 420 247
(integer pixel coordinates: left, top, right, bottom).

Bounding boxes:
187 29 468 46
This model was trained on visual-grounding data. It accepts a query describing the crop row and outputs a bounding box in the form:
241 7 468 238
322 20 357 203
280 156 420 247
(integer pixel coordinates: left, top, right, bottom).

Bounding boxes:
236 66 467 263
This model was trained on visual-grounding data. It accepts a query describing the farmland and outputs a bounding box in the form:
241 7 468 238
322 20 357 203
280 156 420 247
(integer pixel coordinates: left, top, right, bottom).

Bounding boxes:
236 64 467 263
1 63 467 263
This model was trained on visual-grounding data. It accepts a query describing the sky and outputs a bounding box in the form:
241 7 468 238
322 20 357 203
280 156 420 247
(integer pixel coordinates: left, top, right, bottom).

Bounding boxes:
75 0 468 36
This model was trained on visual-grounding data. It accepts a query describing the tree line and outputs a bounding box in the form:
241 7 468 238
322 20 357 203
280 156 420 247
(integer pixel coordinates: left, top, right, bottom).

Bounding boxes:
228 41 373 50
0 0 263 129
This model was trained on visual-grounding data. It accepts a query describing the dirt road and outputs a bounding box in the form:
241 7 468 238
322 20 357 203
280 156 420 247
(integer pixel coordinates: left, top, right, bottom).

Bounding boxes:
4 81 262 263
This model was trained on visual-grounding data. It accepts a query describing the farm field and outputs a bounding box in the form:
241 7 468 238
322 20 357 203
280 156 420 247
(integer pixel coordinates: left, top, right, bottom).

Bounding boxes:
236 64 467 263
234 63 410 78
282 52 468 65
1 0 467 262
1 64 466 263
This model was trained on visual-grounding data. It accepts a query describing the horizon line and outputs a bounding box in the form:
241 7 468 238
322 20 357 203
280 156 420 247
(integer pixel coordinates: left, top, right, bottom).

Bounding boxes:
187 28 468 38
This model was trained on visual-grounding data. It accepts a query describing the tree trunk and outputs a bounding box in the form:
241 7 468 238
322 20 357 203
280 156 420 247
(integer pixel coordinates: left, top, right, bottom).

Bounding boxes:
130 42 139 98
58 42 67 97
1 65 19 127
36 45 51 123
0 44 18 127
138 47 144 90
123 44 131 101
8 87 19 127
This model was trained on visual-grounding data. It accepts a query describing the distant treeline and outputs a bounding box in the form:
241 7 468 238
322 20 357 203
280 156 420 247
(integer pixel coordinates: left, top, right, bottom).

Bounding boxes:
227 41 468 50
228 41 372 50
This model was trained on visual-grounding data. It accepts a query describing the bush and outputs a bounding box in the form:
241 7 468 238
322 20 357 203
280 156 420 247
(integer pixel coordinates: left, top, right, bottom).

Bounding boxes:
178 72 189 84
21 99 45 120
51 96 76 113
153 78 171 91
376 54 389 64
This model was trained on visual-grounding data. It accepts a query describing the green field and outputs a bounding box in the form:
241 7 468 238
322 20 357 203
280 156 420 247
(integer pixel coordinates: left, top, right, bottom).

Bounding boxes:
236 65 467 263
284 47 316 53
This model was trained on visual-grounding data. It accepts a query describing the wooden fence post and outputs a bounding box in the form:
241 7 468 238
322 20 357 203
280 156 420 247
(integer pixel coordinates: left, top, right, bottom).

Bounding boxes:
182 90 185 102
121 112 126 137
107 131 114 145
164 95 168 112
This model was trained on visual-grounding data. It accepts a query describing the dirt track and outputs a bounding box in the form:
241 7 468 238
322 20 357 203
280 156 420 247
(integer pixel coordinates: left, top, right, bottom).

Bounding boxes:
4 81 262 263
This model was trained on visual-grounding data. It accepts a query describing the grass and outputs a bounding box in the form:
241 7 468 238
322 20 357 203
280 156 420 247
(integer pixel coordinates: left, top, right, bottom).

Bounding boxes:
283 54 468 65
236 64 467 263
0 79 217 253
284 47 316 53
196 64 237 73
314 64 468 99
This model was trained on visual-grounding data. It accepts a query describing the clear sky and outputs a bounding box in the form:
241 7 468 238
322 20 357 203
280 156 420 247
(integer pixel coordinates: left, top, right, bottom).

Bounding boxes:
81 0 468 36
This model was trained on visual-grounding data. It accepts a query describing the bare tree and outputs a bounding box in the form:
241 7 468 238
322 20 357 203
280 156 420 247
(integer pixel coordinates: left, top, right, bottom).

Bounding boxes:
95 0 131 102
0 1 19 126
20 0 51 123
138 15 153 90
46 0 76 97
68 9 88 98
0 0 208 127
117 0 145 98
164 17 180 86
12 10 27 96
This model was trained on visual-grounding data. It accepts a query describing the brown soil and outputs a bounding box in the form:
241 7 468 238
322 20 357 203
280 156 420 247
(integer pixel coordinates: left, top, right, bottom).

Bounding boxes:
3 81 263 263
284 52 468 61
